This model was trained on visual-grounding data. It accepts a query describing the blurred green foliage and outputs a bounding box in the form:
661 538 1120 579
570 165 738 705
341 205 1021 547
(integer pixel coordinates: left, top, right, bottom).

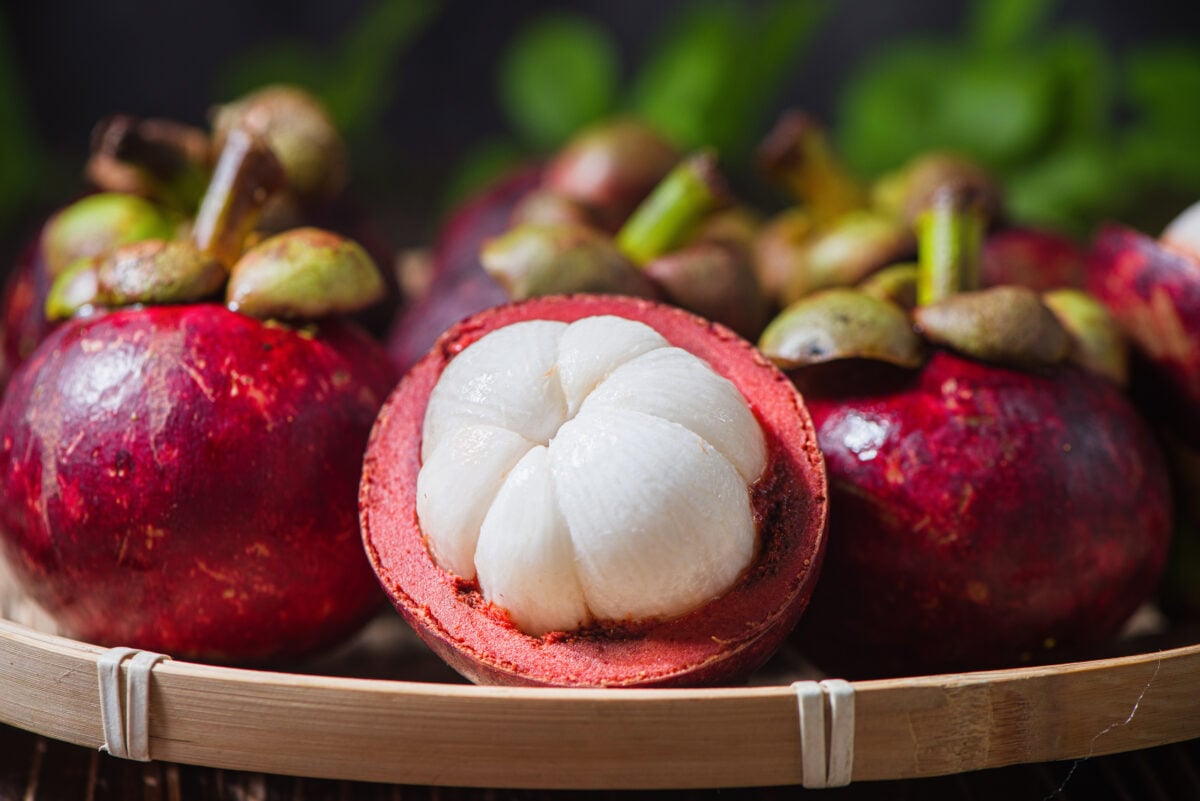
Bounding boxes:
216 0 438 145
448 0 827 207
499 15 621 152
836 0 1200 236
0 10 50 241
4 0 1199 244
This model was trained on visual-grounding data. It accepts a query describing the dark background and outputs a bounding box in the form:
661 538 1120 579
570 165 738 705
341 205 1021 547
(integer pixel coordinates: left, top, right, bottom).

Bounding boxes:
3 0 1200 258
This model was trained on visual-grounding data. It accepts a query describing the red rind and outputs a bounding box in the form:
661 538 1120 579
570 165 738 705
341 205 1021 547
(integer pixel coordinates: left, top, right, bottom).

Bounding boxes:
0 305 397 663
794 351 1173 678
1088 224 1200 443
982 227 1087 291
361 294 828 687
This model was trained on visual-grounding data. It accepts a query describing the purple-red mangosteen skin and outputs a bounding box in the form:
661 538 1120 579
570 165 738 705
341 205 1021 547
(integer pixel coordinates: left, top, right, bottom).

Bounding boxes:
386 167 541 373
792 351 1172 678
1089 224 1200 446
0 305 397 663
0 236 54 390
982 227 1087 292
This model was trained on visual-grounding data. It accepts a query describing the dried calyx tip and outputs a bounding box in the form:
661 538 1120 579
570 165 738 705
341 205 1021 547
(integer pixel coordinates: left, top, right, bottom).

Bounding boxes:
757 111 863 223
85 115 211 210
757 111 817 178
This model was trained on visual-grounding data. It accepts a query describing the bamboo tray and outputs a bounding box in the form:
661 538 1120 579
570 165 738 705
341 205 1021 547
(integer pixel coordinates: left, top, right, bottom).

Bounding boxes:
2 589 1199 791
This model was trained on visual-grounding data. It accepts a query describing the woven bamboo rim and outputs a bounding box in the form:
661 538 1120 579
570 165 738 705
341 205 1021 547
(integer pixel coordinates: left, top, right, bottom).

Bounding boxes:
1 616 1198 790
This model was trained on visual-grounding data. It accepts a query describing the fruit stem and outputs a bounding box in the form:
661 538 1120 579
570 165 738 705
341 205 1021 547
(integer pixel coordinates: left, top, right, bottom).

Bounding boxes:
615 151 726 266
916 184 985 306
191 128 286 267
86 115 211 212
758 111 864 226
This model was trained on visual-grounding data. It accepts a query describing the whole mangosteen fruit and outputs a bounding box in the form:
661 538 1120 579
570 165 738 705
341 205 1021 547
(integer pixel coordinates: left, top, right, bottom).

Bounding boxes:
361 294 828 687
0 86 394 390
0 116 397 663
759 184 1172 678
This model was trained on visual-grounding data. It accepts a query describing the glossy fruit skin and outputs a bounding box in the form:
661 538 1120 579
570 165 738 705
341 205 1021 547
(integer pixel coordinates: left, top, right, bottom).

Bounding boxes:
362 294 829 687
982 227 1087 292
792 351 1172 678
1088 224 1200 446
386 167 540 373
0 305 397 663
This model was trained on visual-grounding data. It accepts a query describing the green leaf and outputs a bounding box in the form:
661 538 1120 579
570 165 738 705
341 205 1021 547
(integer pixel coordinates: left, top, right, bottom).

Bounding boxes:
1040 30 1112 143
935 57 1056 166
711 0 827 157
1125 44 1200 137
968 0 1053 52
328 0 439 136
1004 143 1123 235
217 44 328 102
835 42 958 176
628 3 742 151
497 14 619 151
215 0 437 139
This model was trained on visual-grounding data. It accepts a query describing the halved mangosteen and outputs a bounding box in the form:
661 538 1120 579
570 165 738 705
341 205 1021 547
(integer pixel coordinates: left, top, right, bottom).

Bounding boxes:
360 294 828 687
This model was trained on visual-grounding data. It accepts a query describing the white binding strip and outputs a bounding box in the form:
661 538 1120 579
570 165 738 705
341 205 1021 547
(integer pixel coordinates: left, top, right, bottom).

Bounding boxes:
822 679 856 787
96 647 169 761
791 679 856 788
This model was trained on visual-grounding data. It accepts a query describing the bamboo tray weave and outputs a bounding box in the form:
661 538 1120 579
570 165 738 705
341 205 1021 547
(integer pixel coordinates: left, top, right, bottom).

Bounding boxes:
2 605 1198 790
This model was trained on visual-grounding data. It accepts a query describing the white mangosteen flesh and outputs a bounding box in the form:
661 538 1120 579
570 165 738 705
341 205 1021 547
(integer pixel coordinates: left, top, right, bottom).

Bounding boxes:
415 315 768 636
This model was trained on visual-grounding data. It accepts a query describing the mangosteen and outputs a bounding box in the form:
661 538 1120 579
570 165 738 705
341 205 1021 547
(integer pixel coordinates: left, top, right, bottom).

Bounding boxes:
758 183 1172 678
0 117 397 663
1088 200 1200 620
387 120 774 371
0 86 394 390
479 152 772 340
361 294 828 687
752 118 1087 311
1089 202 1200 446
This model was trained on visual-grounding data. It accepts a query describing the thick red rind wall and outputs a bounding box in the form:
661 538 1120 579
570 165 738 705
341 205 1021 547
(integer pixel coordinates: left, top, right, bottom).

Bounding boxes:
361 294 828 687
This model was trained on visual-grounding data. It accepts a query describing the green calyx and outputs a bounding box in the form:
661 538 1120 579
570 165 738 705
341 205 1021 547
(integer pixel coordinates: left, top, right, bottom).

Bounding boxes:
758 287 925 370
1042 289 1130 384
226 227 385 319
858 262 918 310
211 85 349 203
780 209 915 305
913 285 1071 370
480 223 655 300
47 240 227 320
41 193 177 279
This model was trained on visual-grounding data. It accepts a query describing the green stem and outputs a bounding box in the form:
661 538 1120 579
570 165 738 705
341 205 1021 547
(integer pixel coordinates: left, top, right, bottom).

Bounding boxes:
916 185 984 306
615 151 726 266
191 128 286 267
